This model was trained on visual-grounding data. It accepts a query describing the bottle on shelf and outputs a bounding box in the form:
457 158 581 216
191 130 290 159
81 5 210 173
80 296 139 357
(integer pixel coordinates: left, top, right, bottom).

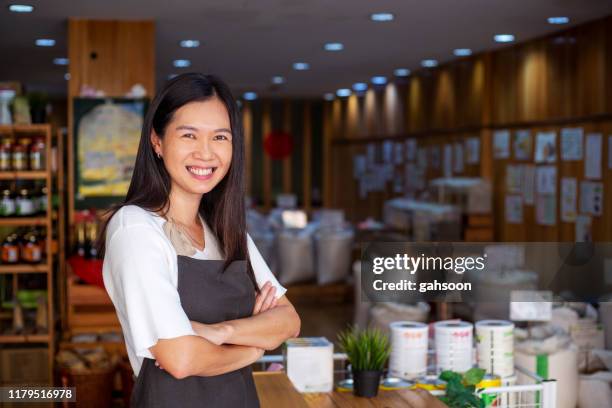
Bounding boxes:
75 219 87 258
1 233 20 264
0 137 13 171
20 228 43 264
12 137 29 171
29 136 46 171
0 183 16 217
85 217 99 259
15 182 36 217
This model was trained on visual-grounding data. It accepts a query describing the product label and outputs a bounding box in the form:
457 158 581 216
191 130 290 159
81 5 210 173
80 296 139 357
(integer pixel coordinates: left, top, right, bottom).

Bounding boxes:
0 198 15 216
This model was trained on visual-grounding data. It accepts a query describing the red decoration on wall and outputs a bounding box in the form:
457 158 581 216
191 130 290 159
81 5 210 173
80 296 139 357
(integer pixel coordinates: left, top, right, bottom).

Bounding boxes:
263 130 293 160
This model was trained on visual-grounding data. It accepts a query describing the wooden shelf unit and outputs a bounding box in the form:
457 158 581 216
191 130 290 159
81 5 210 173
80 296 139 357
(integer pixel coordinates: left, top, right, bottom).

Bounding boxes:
0 124 55 385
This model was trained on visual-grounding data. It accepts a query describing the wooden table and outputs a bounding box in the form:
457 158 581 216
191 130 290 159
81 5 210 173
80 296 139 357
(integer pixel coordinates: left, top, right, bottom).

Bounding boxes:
253 372 428 407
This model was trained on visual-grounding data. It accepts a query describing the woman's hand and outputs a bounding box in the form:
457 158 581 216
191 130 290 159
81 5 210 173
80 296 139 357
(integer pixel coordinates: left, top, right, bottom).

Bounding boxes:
252 281 278 315
190 321 234 346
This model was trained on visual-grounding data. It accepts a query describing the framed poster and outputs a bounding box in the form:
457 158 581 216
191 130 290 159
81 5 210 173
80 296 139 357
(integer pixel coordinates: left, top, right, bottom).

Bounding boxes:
73 97 148 209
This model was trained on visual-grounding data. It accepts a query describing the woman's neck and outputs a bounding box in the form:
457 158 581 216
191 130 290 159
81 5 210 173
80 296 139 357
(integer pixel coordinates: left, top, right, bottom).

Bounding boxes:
164 187 202 227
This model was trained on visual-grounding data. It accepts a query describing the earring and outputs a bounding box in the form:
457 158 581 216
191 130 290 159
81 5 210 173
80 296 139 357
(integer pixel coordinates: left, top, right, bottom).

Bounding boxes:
157 152 161 159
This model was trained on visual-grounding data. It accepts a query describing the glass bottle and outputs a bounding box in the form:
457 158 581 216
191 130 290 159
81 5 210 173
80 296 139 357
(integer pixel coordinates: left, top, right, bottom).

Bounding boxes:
0 185 15 217
0 138 13 171
1 234 19 264
12 138 30 171
29 136 46 171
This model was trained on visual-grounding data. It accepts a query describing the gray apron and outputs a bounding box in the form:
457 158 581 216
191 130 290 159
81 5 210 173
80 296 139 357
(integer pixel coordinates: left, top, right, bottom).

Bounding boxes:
130 256 260 408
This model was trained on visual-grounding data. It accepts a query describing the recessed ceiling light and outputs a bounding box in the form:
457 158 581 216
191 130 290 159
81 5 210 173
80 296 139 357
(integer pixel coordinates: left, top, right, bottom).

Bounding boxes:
35 39 55 47
272 76 285 85
53 58 68 66
421 59 438 68
323 93 335 101
243 92 257 101
352 82 368 92
293 62 309 71
394 68 410 77
370 12 394 22
548 16 569 25
494 34 515 43
173 59 191 68
453 48 472 57
324 42 344 51
371 76 387 85
8 4 34 12
64 73 71 81
336 89 351 97
179 40 200 48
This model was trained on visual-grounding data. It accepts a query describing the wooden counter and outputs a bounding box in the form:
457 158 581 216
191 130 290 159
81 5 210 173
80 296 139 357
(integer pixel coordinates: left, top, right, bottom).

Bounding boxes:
253 372 428 407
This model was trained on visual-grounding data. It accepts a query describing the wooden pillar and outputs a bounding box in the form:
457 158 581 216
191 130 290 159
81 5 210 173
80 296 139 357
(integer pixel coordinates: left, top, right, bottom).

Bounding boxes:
262 101 272 210
303 102 312 212
282 99 292 193
242 102 253 198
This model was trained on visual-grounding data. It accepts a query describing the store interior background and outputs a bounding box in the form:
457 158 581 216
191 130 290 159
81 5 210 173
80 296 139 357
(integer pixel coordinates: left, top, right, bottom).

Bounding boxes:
1 0 612 406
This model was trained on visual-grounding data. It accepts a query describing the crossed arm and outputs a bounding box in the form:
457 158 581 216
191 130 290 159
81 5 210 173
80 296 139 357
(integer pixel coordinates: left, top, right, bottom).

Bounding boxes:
149 282 300 379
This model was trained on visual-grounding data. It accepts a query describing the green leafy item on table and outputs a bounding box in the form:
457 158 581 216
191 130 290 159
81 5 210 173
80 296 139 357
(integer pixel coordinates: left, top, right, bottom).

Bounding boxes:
337 326 390 371
438 368 487 408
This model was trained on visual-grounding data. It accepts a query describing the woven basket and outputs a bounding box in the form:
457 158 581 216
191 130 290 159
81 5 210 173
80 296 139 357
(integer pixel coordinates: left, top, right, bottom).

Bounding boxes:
59 365 115 408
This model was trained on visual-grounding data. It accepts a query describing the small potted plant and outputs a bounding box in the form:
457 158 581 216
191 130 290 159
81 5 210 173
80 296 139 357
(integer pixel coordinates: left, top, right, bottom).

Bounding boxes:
337 326 390 398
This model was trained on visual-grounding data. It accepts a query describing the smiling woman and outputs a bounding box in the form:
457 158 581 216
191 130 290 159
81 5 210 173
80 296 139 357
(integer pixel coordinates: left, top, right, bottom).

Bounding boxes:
97 73 301 408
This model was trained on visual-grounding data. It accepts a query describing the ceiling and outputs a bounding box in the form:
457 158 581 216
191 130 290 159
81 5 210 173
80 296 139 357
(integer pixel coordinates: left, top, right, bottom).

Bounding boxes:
1 0 611 99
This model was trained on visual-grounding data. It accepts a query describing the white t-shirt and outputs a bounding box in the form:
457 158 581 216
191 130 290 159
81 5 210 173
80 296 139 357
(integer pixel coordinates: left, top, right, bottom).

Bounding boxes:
102 205 286 376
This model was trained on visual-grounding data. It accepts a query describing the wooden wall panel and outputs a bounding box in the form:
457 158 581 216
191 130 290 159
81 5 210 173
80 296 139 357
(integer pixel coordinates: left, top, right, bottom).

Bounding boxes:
68 19 155 97
325 15 612 242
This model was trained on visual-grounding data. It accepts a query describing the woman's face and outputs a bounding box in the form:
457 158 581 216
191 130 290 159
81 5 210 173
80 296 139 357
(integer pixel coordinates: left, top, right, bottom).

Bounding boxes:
152 97 233 196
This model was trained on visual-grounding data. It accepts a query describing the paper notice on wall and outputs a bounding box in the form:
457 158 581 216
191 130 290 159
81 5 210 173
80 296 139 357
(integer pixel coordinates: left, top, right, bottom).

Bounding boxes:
535 131 557 163
523 164 535 205
560 177 577 222
575 214 593 242
394 142 403 165
514 130 532 161
493 129 510 158
506 165 523 194
585 133 602 180
414 167 426 190
430 145 441 169
359 176 368 199
443 144 453 177
393 168 404 193
405 163 416 192
505 195 523 224
536 165 557 194
453 142 464 173
465 137 480 164
366 143 376 168
580 181 603 216
353 155 366 179
536 193 556 226
561 127 584 161
383 140 394 163
405 138 417 161
417 147 428 170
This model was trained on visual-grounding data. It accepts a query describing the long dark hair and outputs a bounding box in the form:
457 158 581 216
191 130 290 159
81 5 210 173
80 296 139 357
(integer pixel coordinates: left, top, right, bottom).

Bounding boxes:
98 73 256 289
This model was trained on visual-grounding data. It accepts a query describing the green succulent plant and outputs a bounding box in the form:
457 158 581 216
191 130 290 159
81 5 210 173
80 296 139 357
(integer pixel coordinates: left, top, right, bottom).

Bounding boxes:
337 326 390 372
